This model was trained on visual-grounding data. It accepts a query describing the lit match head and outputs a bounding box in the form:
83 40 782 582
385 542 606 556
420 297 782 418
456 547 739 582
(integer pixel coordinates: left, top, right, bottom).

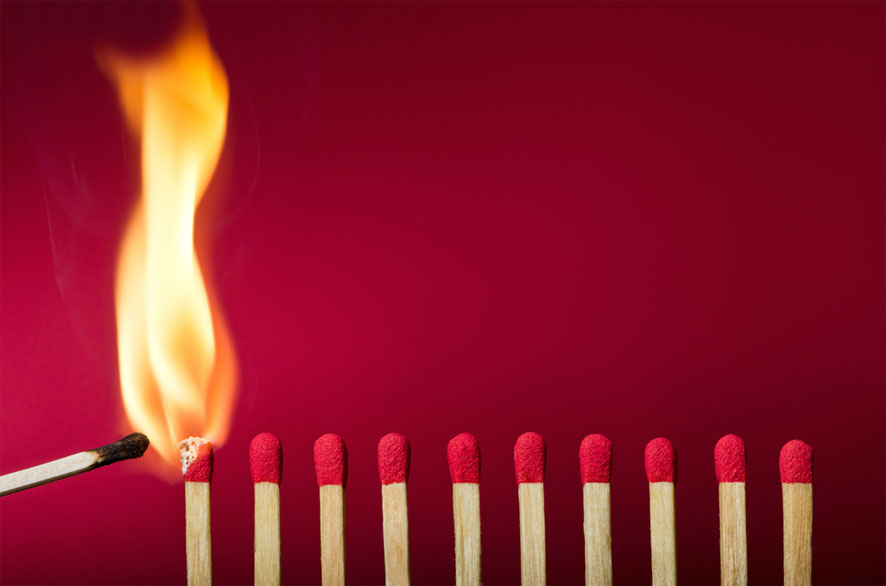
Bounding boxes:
314 433 348 488
249 432 282 484
179 437 213 482
645 437 676 483
378 433 410 485
514 432 545 483
579 434 612 483
714 434 746 483
779 439 813 484
447 433 480 484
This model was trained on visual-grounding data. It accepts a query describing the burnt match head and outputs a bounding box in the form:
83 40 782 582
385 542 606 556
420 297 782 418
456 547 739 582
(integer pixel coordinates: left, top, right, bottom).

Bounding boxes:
378 433 410 485
714 434 746 483
447 433 480 484
645 437 676 483
579 434 612 483
514 432 546 483
779 439 813 484
314 433 348 488
179 437 213 482
93 433 150 467
249 433 282 484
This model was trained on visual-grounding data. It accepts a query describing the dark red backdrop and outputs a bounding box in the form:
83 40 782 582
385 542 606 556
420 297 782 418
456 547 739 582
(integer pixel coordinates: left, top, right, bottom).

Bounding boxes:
1 2 883 584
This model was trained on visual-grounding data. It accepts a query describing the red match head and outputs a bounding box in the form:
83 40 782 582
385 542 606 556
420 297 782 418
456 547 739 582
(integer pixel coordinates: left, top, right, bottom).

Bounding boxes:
514 432 546 483
447 433 480 484
714 434 746 483
179 437 213 482
378 433 410 485
249 432 282 484
314 433 348 488
779 439 813 484
645 437 676 483
579 434 612 483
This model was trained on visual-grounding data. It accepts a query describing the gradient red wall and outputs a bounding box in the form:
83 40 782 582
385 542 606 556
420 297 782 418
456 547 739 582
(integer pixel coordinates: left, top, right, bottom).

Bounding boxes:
1 2 883 584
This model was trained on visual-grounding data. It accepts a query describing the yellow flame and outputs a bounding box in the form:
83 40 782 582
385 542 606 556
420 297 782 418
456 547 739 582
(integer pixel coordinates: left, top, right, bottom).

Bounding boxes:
102 7 237 470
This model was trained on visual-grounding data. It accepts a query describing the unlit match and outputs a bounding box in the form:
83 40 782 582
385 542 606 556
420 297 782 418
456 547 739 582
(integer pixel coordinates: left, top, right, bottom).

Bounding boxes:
250 433 282 586
515 432 546 586
715 434 747 586
315 433 348 586
181 437 214 586
580 434 613 586
645 437 677 586
780 439 813 586
0 433 149 497
448 433 481 586
379 433 411 586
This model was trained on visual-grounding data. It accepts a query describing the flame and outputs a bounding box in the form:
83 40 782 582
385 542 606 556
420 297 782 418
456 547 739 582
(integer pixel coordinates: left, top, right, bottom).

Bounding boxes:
101 8 237 470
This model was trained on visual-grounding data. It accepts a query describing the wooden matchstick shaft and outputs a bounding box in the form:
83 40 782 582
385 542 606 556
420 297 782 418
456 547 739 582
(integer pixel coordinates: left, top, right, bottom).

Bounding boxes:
255 482 281 586
782 483 812 586
649 482 677 586
320 484 346 586
583 483 613 586
382 482 410 586
453 483 481 586
0 452 99 497
185 482 212 586
518 483 546 586
718 483 747 586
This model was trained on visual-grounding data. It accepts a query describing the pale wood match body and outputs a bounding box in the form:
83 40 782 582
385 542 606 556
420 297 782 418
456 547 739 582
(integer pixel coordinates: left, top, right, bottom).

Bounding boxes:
254 482 281 586
0 452 98 497
382 482 410 586
518 483 546 586
320 484 346 586
718 483 747 586
185 482 212 586
649 482 677 586
452 483 481 586
583 483 612 586
782 483 812 586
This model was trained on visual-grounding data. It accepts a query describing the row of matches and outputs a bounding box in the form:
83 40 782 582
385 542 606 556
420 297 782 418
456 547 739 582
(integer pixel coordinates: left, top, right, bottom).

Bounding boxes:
180 432 814 586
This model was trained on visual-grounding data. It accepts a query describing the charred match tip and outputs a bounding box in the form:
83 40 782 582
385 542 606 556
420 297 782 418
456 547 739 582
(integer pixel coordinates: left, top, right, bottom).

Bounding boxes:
179 437 213 482
93 433 150 467
249 432 282 484
779 439 813 484
714 434 746 483
378 433 410 485
514 431 545 483
314 433 348 488
447 433 480 484
579 434 612 483
645 437 676 483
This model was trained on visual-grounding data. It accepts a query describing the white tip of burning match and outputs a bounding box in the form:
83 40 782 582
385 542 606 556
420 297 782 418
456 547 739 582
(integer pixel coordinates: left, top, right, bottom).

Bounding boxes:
179 436 213 481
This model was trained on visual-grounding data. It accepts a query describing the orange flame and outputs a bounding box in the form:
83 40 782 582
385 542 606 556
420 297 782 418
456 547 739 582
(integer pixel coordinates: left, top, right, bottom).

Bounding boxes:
101 8 237 471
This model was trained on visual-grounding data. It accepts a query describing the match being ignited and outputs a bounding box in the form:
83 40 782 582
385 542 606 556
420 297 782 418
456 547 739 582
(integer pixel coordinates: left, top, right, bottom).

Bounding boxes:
180 437 214 586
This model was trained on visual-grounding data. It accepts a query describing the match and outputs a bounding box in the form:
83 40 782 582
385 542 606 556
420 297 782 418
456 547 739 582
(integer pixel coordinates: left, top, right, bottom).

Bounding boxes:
579 434 613 586
0 433 149 497
250 433 282 586
780 439 813 586
448 433 481 586
515 432 546 586
645 437 677 586
314 433 348 586
379 433 411 586
715 434 747 586
181 437 214 586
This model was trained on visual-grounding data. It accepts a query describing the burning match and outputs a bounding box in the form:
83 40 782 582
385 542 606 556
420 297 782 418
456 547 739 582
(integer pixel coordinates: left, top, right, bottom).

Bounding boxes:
0 433 149 497
181 437 214 586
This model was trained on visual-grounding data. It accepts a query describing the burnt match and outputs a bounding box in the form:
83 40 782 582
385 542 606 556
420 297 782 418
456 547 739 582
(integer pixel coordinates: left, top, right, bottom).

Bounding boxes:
0 433 149 497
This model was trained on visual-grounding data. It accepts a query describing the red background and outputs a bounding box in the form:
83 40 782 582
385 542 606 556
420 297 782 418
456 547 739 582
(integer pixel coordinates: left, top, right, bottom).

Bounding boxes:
1 2 884 584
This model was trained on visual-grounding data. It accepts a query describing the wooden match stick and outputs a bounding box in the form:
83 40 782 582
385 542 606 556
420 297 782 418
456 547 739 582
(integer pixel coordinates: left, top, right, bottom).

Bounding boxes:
645 437 677 586
715 434 747 586
378 433 411 586
780 439 813 586
447 433 481 586
250 433 283 586
180 437 213 586
0 433 149 497
314 433 348 586
515 432 546 586
579 434 613 586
